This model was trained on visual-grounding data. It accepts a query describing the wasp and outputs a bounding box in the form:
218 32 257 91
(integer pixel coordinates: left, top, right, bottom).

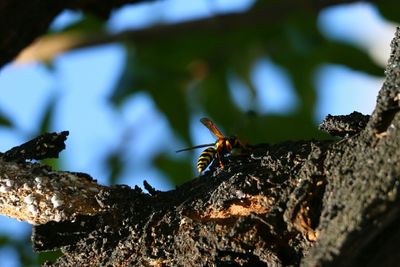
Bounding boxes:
176 118 244 173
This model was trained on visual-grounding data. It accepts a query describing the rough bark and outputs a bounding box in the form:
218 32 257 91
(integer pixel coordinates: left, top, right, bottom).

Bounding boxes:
0 27 396 266
0 131 106 225
0 1 399 266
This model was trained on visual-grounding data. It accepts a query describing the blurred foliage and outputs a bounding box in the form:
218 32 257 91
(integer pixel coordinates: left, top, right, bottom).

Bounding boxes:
0 111 12 127
0 234 43 266
105 150 125 185
39 94 62 171
50 1 395 185
377 3 400 22
154 154 193 185
38 250 63 265
59 13 104 33
106 1 390 184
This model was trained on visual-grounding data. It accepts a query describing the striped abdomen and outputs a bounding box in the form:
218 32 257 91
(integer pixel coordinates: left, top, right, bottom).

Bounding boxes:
197 147 216 173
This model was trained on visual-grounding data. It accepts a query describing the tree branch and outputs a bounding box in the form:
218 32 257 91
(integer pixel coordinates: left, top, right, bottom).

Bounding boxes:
0 132 106 225
303 27 400 267
3 131 68 161
0 1 399 264
0 0 149 68
24 27 400 266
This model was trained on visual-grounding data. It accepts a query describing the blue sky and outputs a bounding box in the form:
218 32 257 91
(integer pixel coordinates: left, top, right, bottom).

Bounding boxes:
0 1 396 266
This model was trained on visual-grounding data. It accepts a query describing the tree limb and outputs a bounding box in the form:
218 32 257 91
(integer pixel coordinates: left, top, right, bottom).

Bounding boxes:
3 131 69 161
0 132 106 225
22 27 399 266
303 27 400 267
0 0 149 68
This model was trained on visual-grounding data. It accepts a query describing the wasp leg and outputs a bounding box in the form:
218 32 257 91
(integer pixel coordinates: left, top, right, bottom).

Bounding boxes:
216 150 225 169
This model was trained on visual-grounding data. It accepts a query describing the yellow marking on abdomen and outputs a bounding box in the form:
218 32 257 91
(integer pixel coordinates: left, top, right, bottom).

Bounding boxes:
197 147 216 173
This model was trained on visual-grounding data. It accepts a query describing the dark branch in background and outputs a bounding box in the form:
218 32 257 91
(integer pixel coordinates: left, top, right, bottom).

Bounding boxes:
0 0 381 68
0 0 149 68
3 131 69 161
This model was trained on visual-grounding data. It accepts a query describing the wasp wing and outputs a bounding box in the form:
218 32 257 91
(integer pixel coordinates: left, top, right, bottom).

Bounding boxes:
200 117 225 139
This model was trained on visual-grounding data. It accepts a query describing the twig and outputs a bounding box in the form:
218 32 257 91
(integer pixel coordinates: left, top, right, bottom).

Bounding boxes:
3 131 69 162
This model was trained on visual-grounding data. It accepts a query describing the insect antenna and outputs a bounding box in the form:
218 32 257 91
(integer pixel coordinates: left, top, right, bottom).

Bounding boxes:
176 143 215 153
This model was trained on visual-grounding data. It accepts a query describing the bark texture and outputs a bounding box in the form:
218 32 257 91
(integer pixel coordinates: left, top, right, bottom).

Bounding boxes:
0 1 399 266
0 132 106 225
0 28 393 266
36 28 399 266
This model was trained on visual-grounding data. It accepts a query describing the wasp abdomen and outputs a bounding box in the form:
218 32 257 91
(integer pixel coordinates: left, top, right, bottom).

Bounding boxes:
197 147 216 173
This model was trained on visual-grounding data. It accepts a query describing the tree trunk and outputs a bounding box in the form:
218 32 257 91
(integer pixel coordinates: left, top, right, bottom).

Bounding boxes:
0 27 397 267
